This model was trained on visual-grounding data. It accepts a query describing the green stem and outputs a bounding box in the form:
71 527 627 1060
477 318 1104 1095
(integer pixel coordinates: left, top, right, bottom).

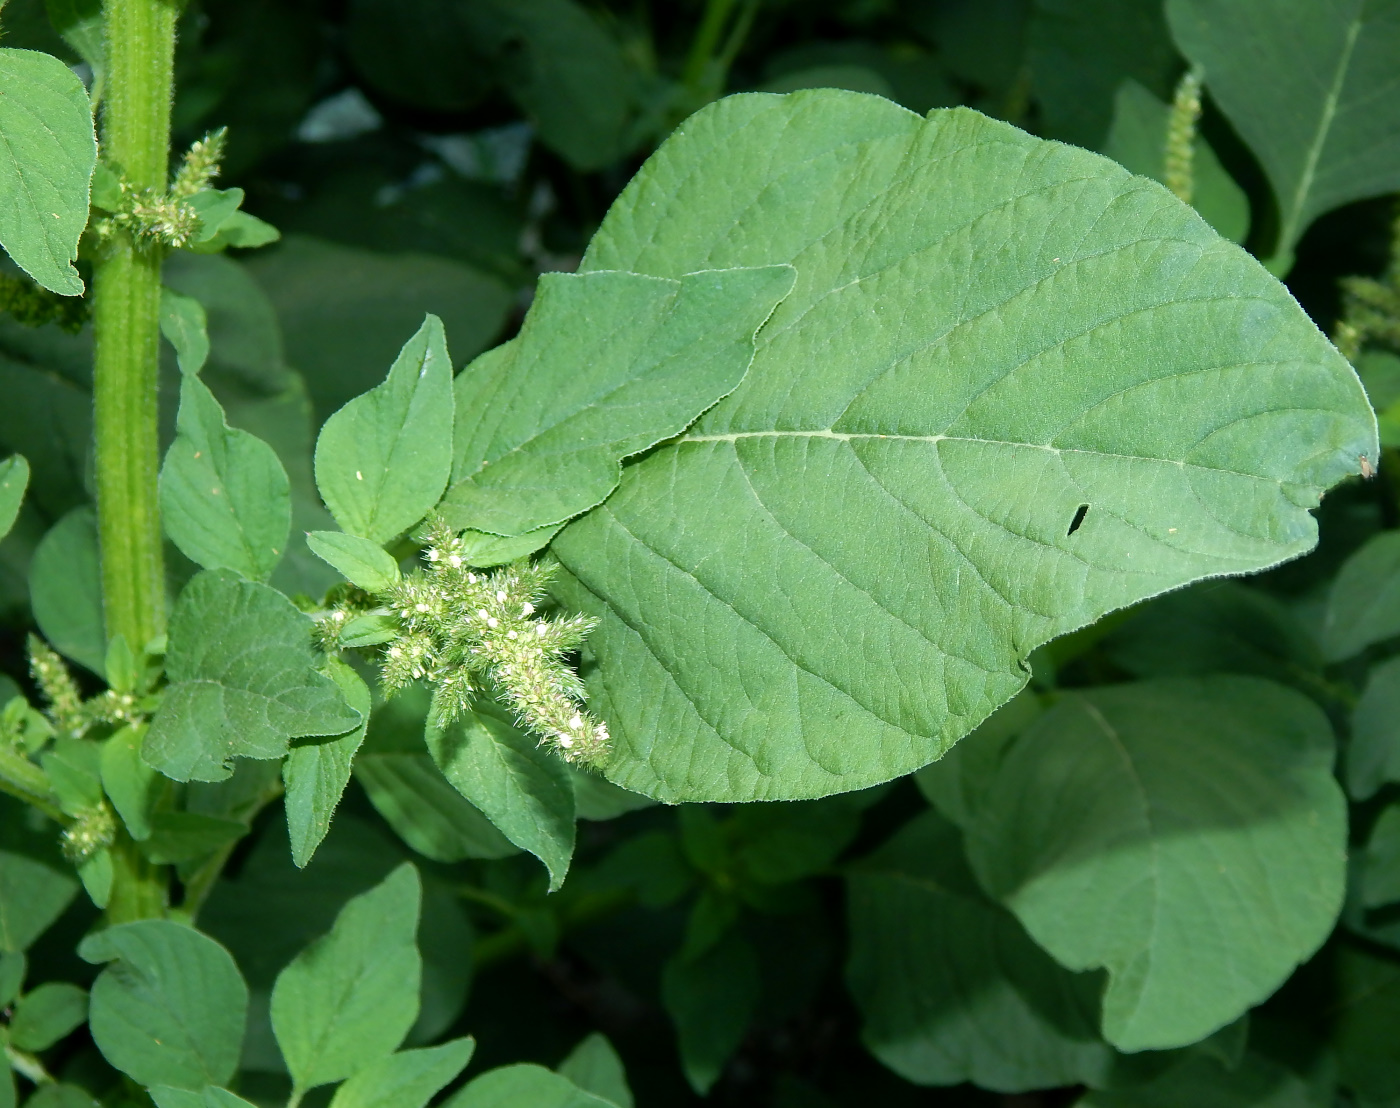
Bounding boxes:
104 830 167 923
680 0 737 97
92 0 177 653
0 747 65 823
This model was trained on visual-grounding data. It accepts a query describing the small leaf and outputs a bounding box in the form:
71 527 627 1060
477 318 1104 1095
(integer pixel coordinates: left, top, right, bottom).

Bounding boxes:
270 863 422 1092
0 454 29 542
143 570 362 782
1362 804 1400 910
1350 655 1400 801
76 847 112 909
306 531 400 593
0 850 78 951
45 0 106 102
139 812 248 865
283 658 371 868
338 612 399 648
328 1037 476 1108
29 506 105 676
454 524 562 568
160 288 211 376
193 209 280 253
0 950 24 1006
966 676 1346 1052
160 374 292 582
100 724 161 840
661 932 758 1095
314 314 454 543
1168 0 1400 263
187 188 246 244
148 1088 259 1108
21 1085 101 1108
442 265 795 537
443 1063 619 1108
8 981 88 1051
557 1033 633 1108
426 701 576 891
0 48 96 295
1322 530 1400 661
847 811 1112 1091
80 920 248 1090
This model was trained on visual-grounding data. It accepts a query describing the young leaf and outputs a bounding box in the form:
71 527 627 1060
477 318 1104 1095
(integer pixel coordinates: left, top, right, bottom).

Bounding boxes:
443 265 794 537
1168 0 1400 265
45 0 106 103
0 48 96 295
306 531 400 593
143 570 362 782
160 374 293 582
194 209 280 253
313 314 454 543
0 850 78 951
1102 79 1249 243
550 90 1376 804
965 676 1346 1052
100 724 161 840
661 932 759 1095
557 1034 633 1108
1322 530 1400 661
847 811 1112 1091
80 920 248 1090
8 981 88 1051
327 1037 476 1108
443 1063 619 1108
1349 655 1400 801
29 506 105 676
187 188 246 244
270 863 422 1092
283 658 371 868
426 702 576 890
0 454 29 542
160 288 211 376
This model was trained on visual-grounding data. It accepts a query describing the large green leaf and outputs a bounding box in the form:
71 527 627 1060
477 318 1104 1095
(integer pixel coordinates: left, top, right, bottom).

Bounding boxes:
550 90 1375 803
80 921 248 1091
965 676 1346 1051
1322 529 1400 661
1167 0 1400 265
425 701 575 890
0 850 77 952
143 570 362 782
846 811 1112 1091
0 48 95 295
270 863 422 1093
314 315 454 544
441 265 793 537
160 374 292 582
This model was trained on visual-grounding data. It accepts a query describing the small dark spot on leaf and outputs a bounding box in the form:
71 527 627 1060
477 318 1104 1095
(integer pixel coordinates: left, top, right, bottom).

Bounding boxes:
1067 504 1089 536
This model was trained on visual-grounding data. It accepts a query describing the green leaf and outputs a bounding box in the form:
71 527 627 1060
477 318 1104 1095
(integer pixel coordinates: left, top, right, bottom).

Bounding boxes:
283 658 371 868
45 0 105 103
338 612 399 648
443 1063 619 1108
306 531 400 593
0 850 77 951
1028 0 1179 148
1077 1050 1315 1108
915 690 1042 830
147 1088 258 1108
355 712 521 861
557 1033 632 1108
426 701 576 891
187 188 246 244
661 932 758 1095
8 981 88 1051
569 768 656 823
1349 654 1400 800
160 287 211 376
160 374 292 582
1363 804 1400 909
965 676 1346 1052
194 209 280 253
442 265 794 538
29 506 104 676
100 724 161 840
314 314 454 543
1102 80 1250 243
1333 945 1400 1104
0 48 95 295
20 1086 101 1108
327 1037 476 1108
550 90 1375 803
0 454 29 541
1322 529 1400 661
270 863 422 1092
847 811 1112 1091
80 920 248 1090
1167 0 1400 265
143 570 362 782
139 812 248 865
76 847 112 910
0 950 24 1006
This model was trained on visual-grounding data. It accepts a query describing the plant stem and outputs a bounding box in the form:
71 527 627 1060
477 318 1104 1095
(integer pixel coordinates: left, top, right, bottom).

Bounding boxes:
0 746 65 823
92 0 178 653
104 830 167 923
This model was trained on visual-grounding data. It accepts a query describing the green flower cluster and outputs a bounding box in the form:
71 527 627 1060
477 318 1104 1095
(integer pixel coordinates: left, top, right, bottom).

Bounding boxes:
376 521 609 766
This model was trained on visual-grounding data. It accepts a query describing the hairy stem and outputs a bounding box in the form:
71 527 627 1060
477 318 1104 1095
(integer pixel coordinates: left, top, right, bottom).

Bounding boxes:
92 0 178 653
0 747 65 823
